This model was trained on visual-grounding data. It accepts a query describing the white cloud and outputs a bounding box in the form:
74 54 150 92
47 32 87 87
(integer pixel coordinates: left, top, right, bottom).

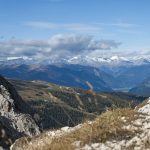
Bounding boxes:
95 22 140 28
0 34 121 60
26 22 102 33
25 21 141 36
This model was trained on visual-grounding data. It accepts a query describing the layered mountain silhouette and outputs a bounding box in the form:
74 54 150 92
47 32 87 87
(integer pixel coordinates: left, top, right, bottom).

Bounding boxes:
130 76 150 96
1 63 150 92
0 64 114 91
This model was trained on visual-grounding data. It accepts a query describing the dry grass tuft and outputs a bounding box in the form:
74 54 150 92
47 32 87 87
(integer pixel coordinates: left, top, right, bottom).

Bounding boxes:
47 108 139 150
12 108 140 150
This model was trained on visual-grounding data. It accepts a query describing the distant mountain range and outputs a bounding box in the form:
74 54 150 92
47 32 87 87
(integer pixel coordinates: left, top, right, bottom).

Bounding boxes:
0 55 150 93
130 77 150 96
0 64 114 91
1 55 150 67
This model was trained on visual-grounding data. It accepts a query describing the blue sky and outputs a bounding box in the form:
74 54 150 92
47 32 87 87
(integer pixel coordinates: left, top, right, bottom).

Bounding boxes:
0 0 150 59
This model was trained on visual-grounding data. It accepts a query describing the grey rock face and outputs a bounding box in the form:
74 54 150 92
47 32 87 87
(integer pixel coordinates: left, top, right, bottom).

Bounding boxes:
0 76 40 149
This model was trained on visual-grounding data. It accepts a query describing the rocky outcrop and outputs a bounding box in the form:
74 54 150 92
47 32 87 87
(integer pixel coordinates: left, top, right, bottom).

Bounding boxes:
0 76 40 149
78 98 150 150
11 98 150 150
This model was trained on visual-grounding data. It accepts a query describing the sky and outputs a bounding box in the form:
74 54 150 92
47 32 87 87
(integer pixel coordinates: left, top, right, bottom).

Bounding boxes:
0 0 150 60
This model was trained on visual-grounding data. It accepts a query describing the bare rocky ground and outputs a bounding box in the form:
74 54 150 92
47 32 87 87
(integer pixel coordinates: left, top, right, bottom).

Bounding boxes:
0 76 40 149
74 99 150 150
75 99 150 150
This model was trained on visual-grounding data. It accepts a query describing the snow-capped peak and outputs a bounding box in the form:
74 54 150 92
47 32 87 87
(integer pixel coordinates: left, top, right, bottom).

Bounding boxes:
110 55 120 60
1 54 150 67
6 56 32 61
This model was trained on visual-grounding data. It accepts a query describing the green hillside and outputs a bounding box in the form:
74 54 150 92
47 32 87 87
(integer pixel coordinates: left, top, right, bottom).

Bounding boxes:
10 79 146 129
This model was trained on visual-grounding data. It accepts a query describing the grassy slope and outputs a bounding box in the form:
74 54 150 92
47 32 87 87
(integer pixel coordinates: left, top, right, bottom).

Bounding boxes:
9 79 146 129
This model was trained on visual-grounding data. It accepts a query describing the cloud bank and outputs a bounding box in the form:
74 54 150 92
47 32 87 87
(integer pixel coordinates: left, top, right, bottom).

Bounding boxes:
0 34 121 60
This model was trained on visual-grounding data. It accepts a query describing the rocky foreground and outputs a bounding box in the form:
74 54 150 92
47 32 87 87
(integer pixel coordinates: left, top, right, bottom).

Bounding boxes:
0 76 40 149
11 98 150 150
77 99 150 150
1 75 150 150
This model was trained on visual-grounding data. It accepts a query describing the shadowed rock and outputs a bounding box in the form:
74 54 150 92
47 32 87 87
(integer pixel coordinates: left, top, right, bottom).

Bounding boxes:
0 76 40 149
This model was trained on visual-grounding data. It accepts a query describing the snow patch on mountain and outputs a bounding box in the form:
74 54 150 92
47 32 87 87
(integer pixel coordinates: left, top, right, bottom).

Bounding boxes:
1 54 150 67
6 56 31 61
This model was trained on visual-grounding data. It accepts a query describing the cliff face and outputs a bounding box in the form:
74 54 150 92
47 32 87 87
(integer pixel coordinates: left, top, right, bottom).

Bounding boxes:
0 76 40 149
